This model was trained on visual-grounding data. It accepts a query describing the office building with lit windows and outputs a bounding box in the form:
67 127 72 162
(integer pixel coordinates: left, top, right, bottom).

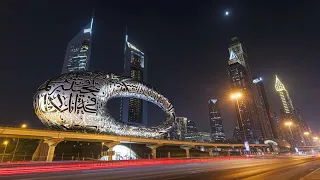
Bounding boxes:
120 34 148 125
208 99 225 142
227 37 263 142
62 18 93 74
176 117 188 140
186 120 198 134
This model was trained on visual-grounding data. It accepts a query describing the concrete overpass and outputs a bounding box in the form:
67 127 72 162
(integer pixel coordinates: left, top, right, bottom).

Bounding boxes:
0 126 268 161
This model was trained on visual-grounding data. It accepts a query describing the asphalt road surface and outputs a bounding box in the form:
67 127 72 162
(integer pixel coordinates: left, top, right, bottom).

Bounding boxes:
2 156 320 180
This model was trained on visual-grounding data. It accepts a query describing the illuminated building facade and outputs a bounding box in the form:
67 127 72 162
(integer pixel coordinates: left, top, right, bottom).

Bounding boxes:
275 76 295 116
34 71 175 138
272 112 283 139
121 34 148 126
62 18 93 74
295 108 310 132
227 37 263 142
275 75 306 146
208 99 225 142
253 77 277 139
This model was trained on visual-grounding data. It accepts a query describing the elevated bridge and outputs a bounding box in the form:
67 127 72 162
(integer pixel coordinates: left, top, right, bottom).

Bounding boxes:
0 126 268 161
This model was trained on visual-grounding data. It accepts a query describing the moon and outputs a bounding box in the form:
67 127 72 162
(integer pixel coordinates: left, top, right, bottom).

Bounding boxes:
225 11 229 16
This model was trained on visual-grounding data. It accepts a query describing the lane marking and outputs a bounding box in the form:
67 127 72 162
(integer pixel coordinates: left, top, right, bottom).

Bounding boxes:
300 168 320 180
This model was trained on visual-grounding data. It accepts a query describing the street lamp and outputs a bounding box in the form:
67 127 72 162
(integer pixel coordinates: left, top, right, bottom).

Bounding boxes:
230 92 246 141
1 140 9 163
284 121 293 136
231 92 242 99
21 124 27 128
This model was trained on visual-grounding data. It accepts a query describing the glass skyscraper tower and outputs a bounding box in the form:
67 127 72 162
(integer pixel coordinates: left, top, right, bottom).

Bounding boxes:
120 33 148 125
275 75 295 115
275 75 306 146
227 37 263 142
61 18 93 74
253 77 277 139
208 99 225 142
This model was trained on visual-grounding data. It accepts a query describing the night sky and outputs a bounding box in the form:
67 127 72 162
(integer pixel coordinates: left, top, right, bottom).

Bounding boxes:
2 0 320 138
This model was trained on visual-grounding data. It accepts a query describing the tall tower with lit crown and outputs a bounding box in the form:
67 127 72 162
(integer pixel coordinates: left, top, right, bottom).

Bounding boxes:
275 75 294 115
208 99 225 142
227 37 263 142
62 17 94 74
120 32 148 126
275 75 308 146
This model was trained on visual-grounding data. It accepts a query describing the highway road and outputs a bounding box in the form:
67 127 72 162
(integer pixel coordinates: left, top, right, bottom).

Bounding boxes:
1 156 320 180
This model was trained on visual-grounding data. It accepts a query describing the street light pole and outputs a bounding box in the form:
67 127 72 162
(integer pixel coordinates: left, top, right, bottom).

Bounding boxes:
288 124 293 137
1 141 9 163
304 132 310 146
231 92 246 141
285 121 294 150
11 138 19 162
235 98 246 141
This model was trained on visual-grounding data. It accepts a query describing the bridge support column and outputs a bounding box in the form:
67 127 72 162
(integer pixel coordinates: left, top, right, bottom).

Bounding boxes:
262 147 267 153
255 147 259 154
146 144 162 159
102 141 120 161
180 145 193 158
44 138 63 162
208 148 214 157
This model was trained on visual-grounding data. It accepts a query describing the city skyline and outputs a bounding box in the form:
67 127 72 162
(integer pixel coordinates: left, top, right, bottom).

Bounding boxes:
1 1 320 139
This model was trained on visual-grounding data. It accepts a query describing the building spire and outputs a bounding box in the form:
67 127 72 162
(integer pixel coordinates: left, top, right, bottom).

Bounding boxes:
90 7 95 34
124 26 128 53
275 75 286 92
92 6 95 18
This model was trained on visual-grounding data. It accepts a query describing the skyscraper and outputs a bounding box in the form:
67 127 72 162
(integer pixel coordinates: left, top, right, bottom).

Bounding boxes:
295 108 310 133
184 119 198 141
186 120 197 134
227 37 263 142
275 76 295 117
208 99 225 142
176 117 188 140
252 77 277 139
120 33 147 125
62 18 93 74
272 112 283 139
275 75 305 146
